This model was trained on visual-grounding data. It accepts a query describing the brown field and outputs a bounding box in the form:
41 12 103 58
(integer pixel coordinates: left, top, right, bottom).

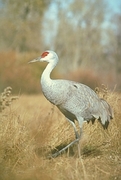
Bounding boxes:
0 89 121 180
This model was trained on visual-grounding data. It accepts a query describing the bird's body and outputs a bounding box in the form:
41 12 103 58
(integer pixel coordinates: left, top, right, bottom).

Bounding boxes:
42 79 110 126
29 50 113 157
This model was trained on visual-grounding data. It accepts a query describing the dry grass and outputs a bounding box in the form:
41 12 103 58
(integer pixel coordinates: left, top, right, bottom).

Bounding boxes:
0 87 121 180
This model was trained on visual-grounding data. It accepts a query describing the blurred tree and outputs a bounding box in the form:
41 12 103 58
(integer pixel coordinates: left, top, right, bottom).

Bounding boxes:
112 13 121 89
0 0 51 51
51 0 114 73
114 14 121 73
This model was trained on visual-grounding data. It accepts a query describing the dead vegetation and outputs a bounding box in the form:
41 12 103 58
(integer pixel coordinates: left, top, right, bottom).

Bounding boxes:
0 87 121 180
0 87 18 112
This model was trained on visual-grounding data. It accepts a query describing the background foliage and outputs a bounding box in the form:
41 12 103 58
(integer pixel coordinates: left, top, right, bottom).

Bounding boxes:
0 0 121 93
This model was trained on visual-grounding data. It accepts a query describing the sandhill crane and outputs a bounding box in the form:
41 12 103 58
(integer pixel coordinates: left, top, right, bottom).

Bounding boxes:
29 50 113 158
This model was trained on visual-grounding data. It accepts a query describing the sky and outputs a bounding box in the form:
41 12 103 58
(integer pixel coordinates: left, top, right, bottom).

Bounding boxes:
107 0 121 13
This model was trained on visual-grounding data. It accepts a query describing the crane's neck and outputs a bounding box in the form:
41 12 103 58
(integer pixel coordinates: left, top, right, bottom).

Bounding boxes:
41 61 57 86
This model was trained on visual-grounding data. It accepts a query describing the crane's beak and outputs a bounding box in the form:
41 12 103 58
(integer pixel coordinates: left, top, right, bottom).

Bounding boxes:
28 57 41 64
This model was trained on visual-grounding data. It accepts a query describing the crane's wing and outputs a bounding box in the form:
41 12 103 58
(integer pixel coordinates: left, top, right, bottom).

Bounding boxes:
56 80 113 129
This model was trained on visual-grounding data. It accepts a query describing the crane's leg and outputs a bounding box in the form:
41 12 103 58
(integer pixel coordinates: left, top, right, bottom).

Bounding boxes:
77 117 84 157
51 138 79 158
67 118 84 157
67 119 81 157
50 119 81 158
66 118 80 139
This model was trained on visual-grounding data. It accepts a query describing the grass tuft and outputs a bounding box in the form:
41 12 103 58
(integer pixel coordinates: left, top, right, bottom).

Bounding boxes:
0 87 18 112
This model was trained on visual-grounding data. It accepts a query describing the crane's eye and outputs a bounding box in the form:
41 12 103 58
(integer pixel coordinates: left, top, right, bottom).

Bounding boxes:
41 51 49 58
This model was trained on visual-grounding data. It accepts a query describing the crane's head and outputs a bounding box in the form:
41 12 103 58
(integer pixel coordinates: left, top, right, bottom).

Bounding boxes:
28 50 59 64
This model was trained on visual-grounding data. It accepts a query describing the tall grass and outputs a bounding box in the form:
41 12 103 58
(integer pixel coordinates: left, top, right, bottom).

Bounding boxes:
0 87 121 180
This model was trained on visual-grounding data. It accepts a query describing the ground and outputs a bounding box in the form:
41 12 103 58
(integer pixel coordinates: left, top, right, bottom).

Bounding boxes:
0 90 121 180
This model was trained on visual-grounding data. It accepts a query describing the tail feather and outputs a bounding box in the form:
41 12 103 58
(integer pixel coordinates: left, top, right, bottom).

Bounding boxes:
99 98 113 129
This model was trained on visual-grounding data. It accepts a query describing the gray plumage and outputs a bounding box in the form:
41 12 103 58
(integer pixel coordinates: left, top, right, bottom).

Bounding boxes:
29 50 113 157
